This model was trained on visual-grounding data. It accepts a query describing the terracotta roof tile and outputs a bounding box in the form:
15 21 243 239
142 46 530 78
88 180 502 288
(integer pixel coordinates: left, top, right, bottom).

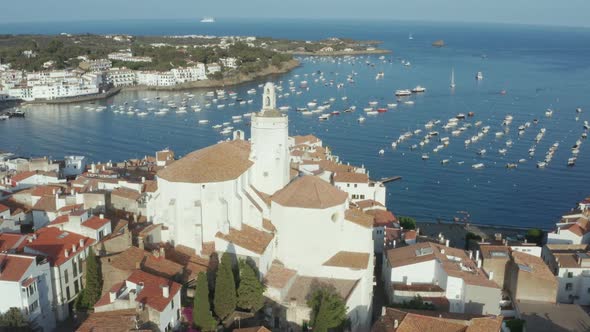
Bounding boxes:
216 225 274 255
262 218 276 232
24 227 94 266
32 195 57 212
0 233 28 252
126 270 181 312
272 176 348 209
0 254 35 282
0 203 9 213
264 260 297 289
143 180 158 193
366 209 397 226
355 199 384 210
333 172 369 183
158 140 252 183
323 251 370 269
344 209 374 228
82 215 111 230
293 135 320 145
77 309 138 332
111 187 141 201
511 251 557 282
10 171 36 183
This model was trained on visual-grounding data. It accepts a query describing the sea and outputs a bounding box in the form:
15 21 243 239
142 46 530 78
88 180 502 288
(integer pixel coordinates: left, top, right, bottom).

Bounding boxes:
2 18 590 229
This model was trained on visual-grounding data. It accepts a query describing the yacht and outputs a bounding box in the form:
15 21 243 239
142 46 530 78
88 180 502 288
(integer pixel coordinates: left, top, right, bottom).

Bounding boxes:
472 163 485 169
476 71 483 80
450 68 456 88
395 89 412 96
411 86 426 93
200 17 215 23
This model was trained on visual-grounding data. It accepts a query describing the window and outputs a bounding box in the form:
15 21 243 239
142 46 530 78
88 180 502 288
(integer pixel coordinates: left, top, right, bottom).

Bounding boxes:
171 299 175 309
566 283 573 291
64 269 69 284
29 300 38 313
66 286 71 300
347 183 350 187
354 184 358 188
74 280 79 294
73 260 78 277
567 272 574 278
587 288 590 294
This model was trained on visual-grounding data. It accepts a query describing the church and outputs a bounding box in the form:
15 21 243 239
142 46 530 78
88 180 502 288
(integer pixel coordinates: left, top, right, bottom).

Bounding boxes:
148 83 382 331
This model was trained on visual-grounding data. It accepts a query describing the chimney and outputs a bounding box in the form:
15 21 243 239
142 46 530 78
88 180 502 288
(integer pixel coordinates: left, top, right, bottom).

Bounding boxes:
64 249 69 258
476 250 480 261
441 249 446 254
162 285 170 298
394 320 399 328
445 239 450 247
381 307 386 316
99 213 104 219
469 251 473 260
393 240 396 248
91 163 96 173
489 271 494 280
141 177 146 183
71 244 76 253
109 291 117 303
477 259 482 268
79 239 84 247
159 247 165 259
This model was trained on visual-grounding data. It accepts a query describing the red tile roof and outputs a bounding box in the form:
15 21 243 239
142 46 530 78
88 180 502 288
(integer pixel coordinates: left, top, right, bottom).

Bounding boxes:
127 270 181 312
0 233 27 252
82 215 111 230
24 227 94 266
11 171 36 183
32 195 57 212
49 215 70 226
0 203 9 213
0 254 35 282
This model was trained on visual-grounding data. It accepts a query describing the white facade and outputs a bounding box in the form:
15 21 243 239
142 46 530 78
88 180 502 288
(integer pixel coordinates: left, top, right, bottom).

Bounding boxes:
250 83 290 195
542 245 590 305
63 155 87 177
0 254 56 331
137 71 175 87
106 68 137 87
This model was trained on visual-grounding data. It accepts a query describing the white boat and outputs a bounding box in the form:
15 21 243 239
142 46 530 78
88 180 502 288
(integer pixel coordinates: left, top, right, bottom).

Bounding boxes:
537 161 547 168
545 109 553 117
498 148 507 155
137 112 148 116
198 119 209 124
368 101 379 106
450 68 456 88
408 33 413 40
200 17 215 23
476 71 483 80
477 149 487 155
358 116 366 123
472 163 485 169
318 114 330 121
212 124 223 129
422 154 430 160
441 159 450 165
411 86 426 93
387 103 398 108
378 149 385 155
395 89 412 96
404 101 415 105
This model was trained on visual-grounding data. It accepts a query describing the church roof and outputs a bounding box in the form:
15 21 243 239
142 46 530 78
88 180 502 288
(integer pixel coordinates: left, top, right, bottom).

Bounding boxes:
157 140 252 184
271 175 348 209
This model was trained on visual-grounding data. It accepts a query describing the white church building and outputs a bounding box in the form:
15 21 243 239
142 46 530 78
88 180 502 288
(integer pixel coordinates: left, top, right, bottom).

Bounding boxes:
148 83 376 331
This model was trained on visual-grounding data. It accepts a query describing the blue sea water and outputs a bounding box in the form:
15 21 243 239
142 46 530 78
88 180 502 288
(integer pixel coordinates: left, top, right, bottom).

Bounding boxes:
2 19 590 228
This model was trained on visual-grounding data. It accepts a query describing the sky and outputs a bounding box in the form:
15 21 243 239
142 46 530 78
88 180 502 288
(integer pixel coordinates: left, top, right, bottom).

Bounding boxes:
2 0 589 28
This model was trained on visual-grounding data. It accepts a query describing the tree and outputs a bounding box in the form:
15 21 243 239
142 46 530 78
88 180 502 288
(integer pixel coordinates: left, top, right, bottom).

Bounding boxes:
237 261 265 312
0 307 30 330
214 253 236 320
526 228 544 245
307 286 347 332
193 272 217 331
398 216 416 230
76 247 102 309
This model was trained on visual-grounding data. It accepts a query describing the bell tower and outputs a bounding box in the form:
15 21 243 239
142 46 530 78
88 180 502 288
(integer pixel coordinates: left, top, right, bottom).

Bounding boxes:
250 82 290 194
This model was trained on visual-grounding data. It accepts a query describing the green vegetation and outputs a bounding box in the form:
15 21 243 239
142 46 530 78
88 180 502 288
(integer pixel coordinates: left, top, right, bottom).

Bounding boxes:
214 253 237 320
392 295 436 311
75 247 102 310
505 318 525 332
525 228 544 245
398 216 416 230
237 260 266 312
193 272 218 331
0 308 31 330
307 286 348 332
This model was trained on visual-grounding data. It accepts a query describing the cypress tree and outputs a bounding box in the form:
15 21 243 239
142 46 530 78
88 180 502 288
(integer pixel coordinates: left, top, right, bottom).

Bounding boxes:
308 287 347 332
237 261 265 312
213 253 236 320
193 272 217 331
81 247 102 309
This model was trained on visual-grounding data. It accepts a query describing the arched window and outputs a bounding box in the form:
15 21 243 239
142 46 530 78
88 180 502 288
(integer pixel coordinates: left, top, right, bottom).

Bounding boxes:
265 96 271 107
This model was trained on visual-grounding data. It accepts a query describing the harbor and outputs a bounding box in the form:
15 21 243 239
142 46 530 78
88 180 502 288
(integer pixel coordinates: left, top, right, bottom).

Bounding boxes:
1 20 590 229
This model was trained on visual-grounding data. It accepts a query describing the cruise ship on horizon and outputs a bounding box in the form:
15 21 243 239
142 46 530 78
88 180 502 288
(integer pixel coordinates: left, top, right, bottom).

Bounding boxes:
200 17 215 23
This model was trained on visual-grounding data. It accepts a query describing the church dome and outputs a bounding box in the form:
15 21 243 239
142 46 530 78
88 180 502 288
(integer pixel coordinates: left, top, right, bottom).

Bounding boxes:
271 175 348 209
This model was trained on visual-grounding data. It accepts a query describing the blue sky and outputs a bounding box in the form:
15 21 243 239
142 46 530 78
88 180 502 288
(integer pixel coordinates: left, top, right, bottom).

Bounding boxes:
2 0 589 27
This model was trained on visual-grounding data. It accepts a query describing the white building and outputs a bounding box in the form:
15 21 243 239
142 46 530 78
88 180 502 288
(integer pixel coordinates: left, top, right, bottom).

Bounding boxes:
206 63 221 74
542 244 590 305
106 68 137 87
547 201 590 245
23 227 95 321
82 59 112 72
108 51 152 63
94 270 181 332
171 64 207 83
0 254 56 331
48 210 112 241
63 155 87 177
147 83 375 331
220 57 238 69
383 242 502 315
137 71 175 87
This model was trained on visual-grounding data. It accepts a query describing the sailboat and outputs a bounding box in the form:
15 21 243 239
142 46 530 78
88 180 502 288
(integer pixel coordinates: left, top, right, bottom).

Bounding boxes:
450 68 456 88
408 33 413 40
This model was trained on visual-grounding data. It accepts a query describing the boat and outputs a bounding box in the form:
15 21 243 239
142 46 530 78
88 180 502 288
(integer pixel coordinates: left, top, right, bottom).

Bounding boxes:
441 159 450 165
200 17 215 23
0 114 8 120
537 161 547 168
212 124 223 129
432 40 445 47
395 89 412 96
387 103 398 108
476 71 483 80
409 33 414 40
456 113 466 119
477 149 487 155
422 154 430 160
412 86 426 93
545 109 553 117
506 163 518 169
568 157 577 166
404 101 415 105
450 68 456 88
377 108 387 113
358 116 366 123
472 163 485 169
378 149 385 155
576 107 583 113
318 114 330 121
368 101 379 106
198 119 209 124
499 148 507 155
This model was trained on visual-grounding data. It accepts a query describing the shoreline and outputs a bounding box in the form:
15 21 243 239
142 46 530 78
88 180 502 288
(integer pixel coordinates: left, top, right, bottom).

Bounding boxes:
121 59 300 92
23 88 122 106
287 49 390 56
